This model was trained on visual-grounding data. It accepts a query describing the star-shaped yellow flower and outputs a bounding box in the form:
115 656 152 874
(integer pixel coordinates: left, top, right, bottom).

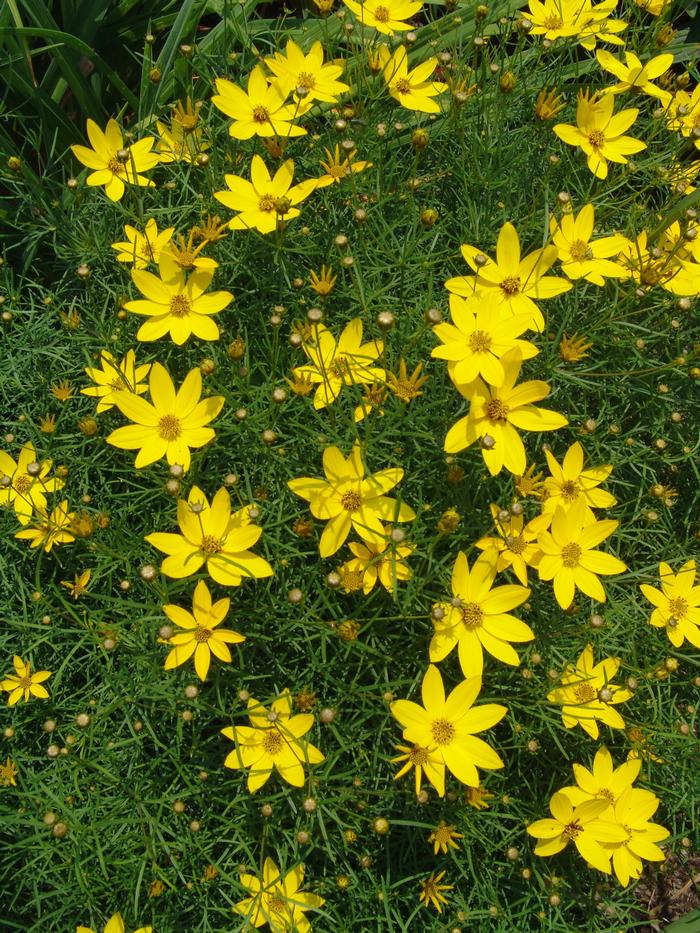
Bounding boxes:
233 857 325 930
640 559 700 649
211 66 308 140
0 441 64 525
379 45 447 114
82 349 151 413
1 656 51 706
342 0 423 35
70 119 159 201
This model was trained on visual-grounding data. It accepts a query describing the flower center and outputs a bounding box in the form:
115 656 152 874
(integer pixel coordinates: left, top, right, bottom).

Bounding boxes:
341 569 364 591
543 14 563 28
559 480 579 502
485 399 509 422
598 787 615 803
394 78 412 95
588 130 605 148
18 676 32 690
13 475 32 494
330 355 352 378
668 597 688 619
563 819 582 839
468 330 493 353
107 158 123 174
267 891 287 913
430 718 456 746
573 682 596 703
561 542 582 567
261 729 285 755
194 627 212 643
158 414 182 441
297 71 316 90
500 275 521 295
392 380 421 402
252 105 270 124
508 535 526 554
200 535 222 556
170 295 191 318
373 4 390 21
408 745 429 765
341 490 362 512
258 193 276 212
460 602 484 628
569 239 593 262
110 375 127 390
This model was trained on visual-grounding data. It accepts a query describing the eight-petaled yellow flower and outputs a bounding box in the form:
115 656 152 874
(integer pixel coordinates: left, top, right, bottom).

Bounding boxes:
0 441 64 525
1 656 52 706
640 559 700 649
82 349 151 413
70 118 159 201
233 856 325 931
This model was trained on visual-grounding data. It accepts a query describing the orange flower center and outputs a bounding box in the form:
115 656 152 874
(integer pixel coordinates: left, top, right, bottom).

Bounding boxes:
373 4 390 21
668 596 688 619
170 295 191 318
408 745 430 765
569 239 593 262
460 602 483 628
573 682 596 703
13 475 32 494
394 78 412 95
599 787 615 803
561 542 582 567
18 676 32 689
563 819 582 838
468 330 492 353
543 14 563 28
297 71 316 90
110 375 127 390
158 414 182 441
500 275 521 295
560 480 579 502
485 399 509 423
330 355 352 378
588 130 605 148
200 535 222 556
252 105 270 124
430 718 455 746
267 890 287 913
258 194 276 212
261 729 285 755
508 535 526 555
194 627 212 643
341 490 362 512
107 158 123 174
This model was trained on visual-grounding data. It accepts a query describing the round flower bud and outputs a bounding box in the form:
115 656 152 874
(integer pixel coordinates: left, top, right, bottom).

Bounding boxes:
327 571 341 588
424 307 442 325
47 744 60 758
173 800 186 813
140 564 157 582
297 830 310 844
372 817 390 835
598 687 613 703
307 307 324 324
334 234 349 249
287 587 303 604
184 684 198 699
590 613 604 628
235 408 247 421
303 797 317 813
319 707 335 724
261 803 273 818
420 208 439 226
376 310 395 331
261 429 277 445
52 821 69 838
75 713 90 728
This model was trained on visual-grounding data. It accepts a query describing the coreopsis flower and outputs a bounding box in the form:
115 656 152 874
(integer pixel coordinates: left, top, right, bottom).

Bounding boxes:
38 414 57 434
617 230 700 296
547 644 632 739
1 657 51 706
576 0 627 51
392 743 445 795
604 787 669 886
265 39 349 103
386 359 429 403
162 580 245 681
634 0 671 13
444 351 568 476
15 500 76 552
290 318 385 410
162 229 218 272
379 46 447 114
541 441 617 520
0 756 17 787
111 219 174 269
550 203 628 284
515 463 546 499
82 349 150 413
145 486 273 585
626 726 663 763
430 550 533 676
156 98 209 163
338 529 413 594
390 664 507 795
60 569 91 600
222 691 324 792
537 501 626 607
233 857 325 930
353 383 388 422
640 559 700 649
466 784 495 809
342 0 422 35
70 118 159 201
287 442 415 557
445 221 572 332
106 363 224 472
559 332 593 362
560 746 641 809
0 441 64 524
525 0 586 40
125 251 232 344
214 155 317 234
428 821 463 855
535 87 566 120
51 379 73 402
309 264 337 295
666 85 700 141
431 294 537 389
526 791 627 873
77 913 151 933
596 50 673 102
475 504 549 585
315 144 372 187
553 90 646 180
211 66 307 139
418 871 453 913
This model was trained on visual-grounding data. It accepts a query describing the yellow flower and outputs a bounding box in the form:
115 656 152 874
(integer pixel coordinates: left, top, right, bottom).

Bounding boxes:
475 503 548 585
125 251 232 344
162 580 245 681
51 380 73 402
466 784 495 809
547 644 632 739
535 87 566 120
0 441 64 525
626 726 663 763
106 362 224 472
70 118 159 201
515 463 546 499
525 0 586 40
550 203 628 284
0 756 17 787
596 50 673 103
291 318 385 410
542 441 617 520
379 45 447 114
222 691 324 792
287 441 415 557
428 821 463 855
560 746 641 809
430 550 532 676
82 349 151 413
559 332 593 362
432 294 538 389
38 414 57 434
537 500 626 607
233 856 325 930
633 0 671 13
60 569 91 600
111 219 174 269
77 912 151 933
15 500 76 552
309 264 337 296
386 359 429 403
391 664 507 796
214 155 317 234
339 528 413 593
446 221 572 332
156 98 209 163
576 0 627 50
145 486 273 586
604 787 669 886
1 656 51 706
265 39 349 104
527 791 627 873
418 871 453 913
162 229 218 273
444 350 568 476
211 66 307 139
640 559 700 649
392 743 445 796
316 144 372 187
665 85 700 139
553 90 646 180
342 0 423 35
